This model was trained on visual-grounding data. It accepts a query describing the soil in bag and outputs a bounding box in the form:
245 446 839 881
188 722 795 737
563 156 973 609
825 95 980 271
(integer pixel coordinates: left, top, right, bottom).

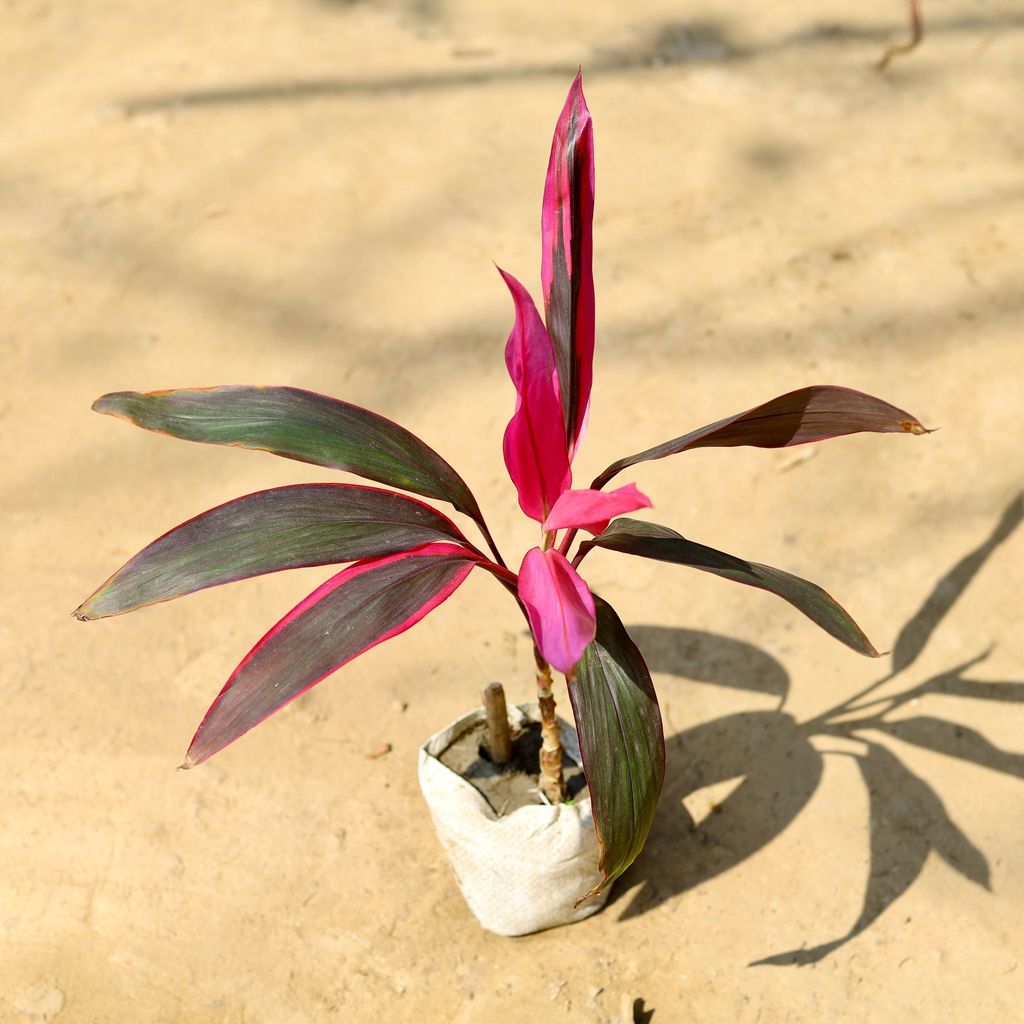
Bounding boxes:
438 720 587 816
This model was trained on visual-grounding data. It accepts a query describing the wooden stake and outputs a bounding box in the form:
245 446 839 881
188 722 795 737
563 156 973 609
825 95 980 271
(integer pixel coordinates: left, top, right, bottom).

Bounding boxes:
483 682 512 765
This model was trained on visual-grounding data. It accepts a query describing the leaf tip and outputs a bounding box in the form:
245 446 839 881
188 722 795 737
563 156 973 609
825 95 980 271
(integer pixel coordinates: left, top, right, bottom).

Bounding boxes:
901 419 933 436
177 755 196 771
72 605 91 622
91 392 124 415
573 879 606 907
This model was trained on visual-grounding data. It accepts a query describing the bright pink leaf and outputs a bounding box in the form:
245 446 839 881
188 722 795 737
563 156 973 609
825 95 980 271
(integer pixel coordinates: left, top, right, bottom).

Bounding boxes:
543 483 652 536
518 547 596 673
500 268 571 522
541 70 595 459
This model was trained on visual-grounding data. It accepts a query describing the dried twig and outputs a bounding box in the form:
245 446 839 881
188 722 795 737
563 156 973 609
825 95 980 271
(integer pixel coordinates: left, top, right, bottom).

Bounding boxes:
877 0 924 70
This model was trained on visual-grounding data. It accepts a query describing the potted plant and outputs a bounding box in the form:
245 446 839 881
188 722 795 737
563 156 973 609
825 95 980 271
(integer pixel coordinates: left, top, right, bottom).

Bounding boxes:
75 73 928 935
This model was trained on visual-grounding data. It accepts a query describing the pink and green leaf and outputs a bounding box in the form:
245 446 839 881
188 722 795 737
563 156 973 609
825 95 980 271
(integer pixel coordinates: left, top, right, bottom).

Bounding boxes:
543 483 651 536
541 70 595 457
517 547 595 673
568 596 665 896
74 483 471 620
581 519 881 657
184 544 482 767
594 385 929 488
93 386 486 525
500 270 571 522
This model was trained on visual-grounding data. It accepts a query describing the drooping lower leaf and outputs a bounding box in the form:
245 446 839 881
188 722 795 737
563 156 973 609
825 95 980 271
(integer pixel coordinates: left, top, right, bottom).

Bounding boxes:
581 519 881 657
75 483 471 620
517 546 595 673
594 385 929 488
93 386 485 523
568 596 665 896
184 544 480 766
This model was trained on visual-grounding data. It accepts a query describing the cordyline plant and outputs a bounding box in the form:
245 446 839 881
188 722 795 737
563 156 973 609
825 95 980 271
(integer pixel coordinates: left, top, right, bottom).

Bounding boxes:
75 74 928 896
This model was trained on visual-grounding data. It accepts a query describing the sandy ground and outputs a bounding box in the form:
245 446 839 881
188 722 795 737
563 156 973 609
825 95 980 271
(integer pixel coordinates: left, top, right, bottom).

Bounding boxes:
4 0 1024 1020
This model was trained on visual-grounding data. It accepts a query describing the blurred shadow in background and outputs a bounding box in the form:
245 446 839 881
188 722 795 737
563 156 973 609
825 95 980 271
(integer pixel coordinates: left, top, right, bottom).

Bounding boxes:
120 9 1024 113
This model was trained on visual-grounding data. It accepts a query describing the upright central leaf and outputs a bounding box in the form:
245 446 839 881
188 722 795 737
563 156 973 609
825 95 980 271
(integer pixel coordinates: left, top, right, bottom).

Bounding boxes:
500 269 571 522
541 71 595 458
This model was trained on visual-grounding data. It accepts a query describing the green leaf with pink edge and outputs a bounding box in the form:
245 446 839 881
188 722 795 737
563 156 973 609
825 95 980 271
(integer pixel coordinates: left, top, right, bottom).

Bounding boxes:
184 544 485 767
568 596 665 897
93 385 486 524
75 483 472 621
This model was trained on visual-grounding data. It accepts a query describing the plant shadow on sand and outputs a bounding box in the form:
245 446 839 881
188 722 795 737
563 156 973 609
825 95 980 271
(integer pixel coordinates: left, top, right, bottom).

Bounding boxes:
611 490 1023 966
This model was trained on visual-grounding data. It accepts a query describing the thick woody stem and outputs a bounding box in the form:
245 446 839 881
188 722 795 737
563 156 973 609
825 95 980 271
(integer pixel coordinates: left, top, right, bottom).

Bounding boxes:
534 649 566 804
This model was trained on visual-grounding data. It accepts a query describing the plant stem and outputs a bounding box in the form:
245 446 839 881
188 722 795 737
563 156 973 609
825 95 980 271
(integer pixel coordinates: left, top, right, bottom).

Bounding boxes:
558 527 579 558
476 518 508 570
533 648 566 803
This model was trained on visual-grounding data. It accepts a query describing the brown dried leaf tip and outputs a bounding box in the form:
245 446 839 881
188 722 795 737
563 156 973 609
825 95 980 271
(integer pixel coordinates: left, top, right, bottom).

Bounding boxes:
902 420 932 436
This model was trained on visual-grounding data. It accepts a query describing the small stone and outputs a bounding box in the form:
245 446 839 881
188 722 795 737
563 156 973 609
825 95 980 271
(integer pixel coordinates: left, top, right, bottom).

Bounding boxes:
13 981 65 1021
548 979 568 1003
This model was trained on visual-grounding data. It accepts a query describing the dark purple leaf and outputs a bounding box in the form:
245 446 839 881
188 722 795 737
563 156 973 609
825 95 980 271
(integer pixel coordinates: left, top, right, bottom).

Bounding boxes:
594 385 929 488
75 484 471 620
184 544 482 766
580 519 881 657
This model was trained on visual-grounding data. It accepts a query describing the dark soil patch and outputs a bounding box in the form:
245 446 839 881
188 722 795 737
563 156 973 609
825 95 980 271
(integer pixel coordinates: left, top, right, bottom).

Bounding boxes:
438 720 587 816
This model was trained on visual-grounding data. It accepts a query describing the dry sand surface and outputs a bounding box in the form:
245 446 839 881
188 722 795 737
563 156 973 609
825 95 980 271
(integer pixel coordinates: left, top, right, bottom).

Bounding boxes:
4 0 1024 1020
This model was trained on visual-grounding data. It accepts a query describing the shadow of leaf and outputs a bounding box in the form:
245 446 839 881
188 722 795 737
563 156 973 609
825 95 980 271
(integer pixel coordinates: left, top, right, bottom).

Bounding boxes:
922 671 1024 705
890 492 1022 676
615 710 821 919
628 625 789 703
752 741 989 966
876 716 1024 780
